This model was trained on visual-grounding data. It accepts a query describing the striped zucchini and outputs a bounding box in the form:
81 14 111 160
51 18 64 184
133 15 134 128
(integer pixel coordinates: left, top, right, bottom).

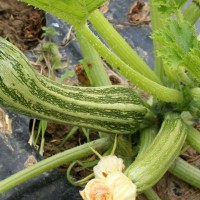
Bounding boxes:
0 37 150 134
125 113 188 191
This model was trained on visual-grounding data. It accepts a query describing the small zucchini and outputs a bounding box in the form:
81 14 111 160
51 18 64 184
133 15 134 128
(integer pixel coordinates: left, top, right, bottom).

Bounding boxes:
125 113 188 192
0 37 150 134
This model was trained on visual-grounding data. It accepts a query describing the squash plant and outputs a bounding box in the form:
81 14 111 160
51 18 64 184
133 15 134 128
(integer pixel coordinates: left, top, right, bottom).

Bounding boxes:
0 0 200 199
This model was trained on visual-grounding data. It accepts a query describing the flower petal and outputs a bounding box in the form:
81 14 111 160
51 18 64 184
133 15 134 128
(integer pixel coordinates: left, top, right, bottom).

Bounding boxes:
105 172 137 200
80 179 112 200
94 155 125 179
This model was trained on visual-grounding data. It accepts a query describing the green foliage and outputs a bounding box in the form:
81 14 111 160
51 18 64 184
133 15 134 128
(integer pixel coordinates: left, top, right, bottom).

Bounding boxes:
41 27 60 38
182 48 200 82
152 20 197 64
152 19 198 86
194 0 200 5
40 27 75 80
152 0 187 15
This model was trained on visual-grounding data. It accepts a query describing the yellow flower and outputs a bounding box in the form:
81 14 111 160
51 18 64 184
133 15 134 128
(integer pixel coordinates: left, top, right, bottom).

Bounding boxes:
80 179 112 200
80 172 136 200
105 172 137 200
93 155 125 179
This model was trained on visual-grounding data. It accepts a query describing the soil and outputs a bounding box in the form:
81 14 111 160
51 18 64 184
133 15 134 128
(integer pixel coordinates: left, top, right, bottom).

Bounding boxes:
34 121 99 178
0 0 45 50
0 0 200 200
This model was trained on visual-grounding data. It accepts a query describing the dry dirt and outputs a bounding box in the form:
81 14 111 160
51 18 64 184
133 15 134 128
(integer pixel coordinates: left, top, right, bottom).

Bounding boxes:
0 0 44 50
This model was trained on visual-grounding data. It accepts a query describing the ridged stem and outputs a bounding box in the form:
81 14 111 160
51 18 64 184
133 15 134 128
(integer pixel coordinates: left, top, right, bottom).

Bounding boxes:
89 10 161 84
183 1 200 24
0 137 111 194
149 0 166 83
76 28 111 86
169 157 200 189
80 25 183 103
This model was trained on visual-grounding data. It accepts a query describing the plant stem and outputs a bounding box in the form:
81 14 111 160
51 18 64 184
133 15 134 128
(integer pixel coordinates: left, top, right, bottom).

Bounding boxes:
183 1 200 24
82 128 90 142
80 26 183 103
0 137 111 194
28 119 36 146
169 157 200 189
60 126 79 145
186 125 200 153
76 28 111 86
149 1 166 83
143 189 161 200
89 10 161 84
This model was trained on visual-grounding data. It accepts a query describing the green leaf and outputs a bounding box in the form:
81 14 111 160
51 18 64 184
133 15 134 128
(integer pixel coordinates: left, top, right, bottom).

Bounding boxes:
153 20 197 54
20 0 107 27
194 0 200 6
152 0 187 15
41 27 60 38
152 19 197 84
42 42 59 56
182 48 200 82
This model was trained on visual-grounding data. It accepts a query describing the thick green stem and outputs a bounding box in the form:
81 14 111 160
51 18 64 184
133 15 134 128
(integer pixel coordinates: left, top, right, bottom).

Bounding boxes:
81 25 183 103
169 157 200 189
0 137 111 194
76 28 111 86
89 10 161 84
186 125 200 153
183 1 200 24
149 1 166 83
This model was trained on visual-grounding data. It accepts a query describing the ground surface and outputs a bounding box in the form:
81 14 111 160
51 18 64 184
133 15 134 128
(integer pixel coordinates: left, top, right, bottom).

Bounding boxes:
0 0 44 50
0 0 200 200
